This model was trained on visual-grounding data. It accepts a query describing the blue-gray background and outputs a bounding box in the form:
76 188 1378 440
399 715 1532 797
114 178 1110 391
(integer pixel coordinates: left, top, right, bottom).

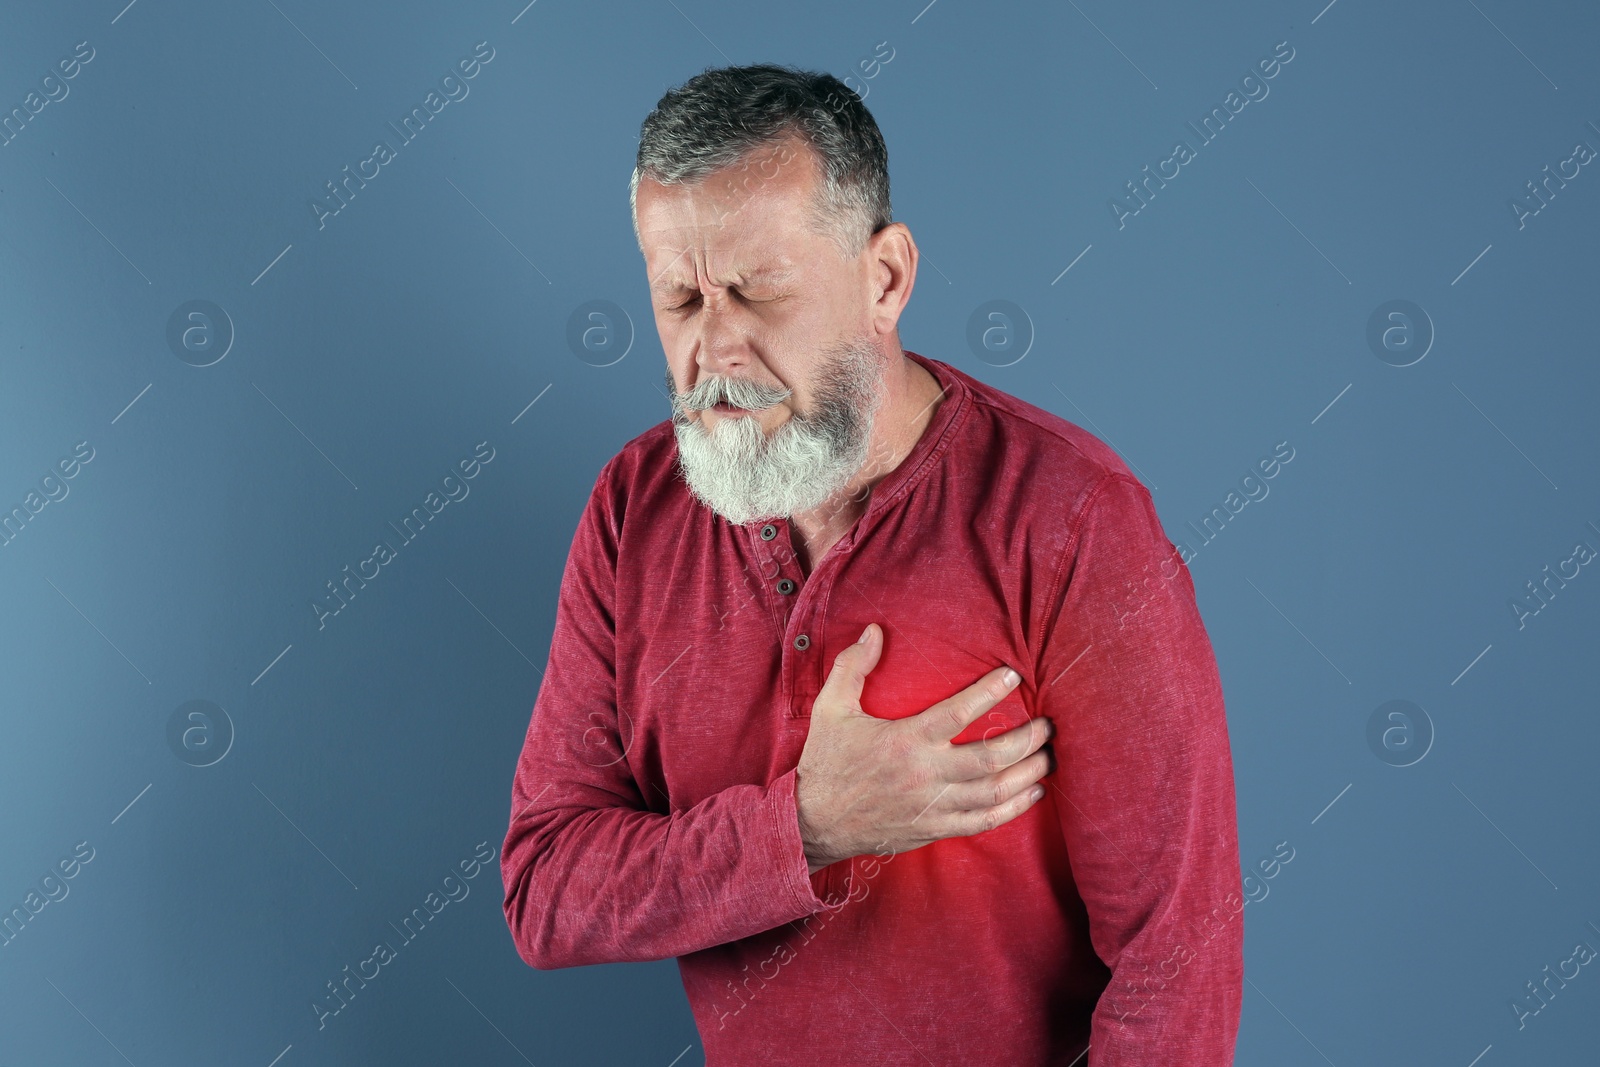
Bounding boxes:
2 0 1596 1063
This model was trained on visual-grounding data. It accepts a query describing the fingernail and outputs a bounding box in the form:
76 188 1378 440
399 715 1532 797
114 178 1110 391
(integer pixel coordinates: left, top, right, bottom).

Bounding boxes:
858 625 872 644
1003 668 1019 688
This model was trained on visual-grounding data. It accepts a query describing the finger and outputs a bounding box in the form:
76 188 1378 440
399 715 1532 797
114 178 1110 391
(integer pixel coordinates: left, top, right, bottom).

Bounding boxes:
949 775 1048 838
939 709 1051 782
939 748 1054 815
815 622 882 715
917 665 1021 744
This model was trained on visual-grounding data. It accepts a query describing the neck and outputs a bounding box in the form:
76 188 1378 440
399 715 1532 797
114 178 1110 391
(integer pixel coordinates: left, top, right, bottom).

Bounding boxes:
786 351 945 568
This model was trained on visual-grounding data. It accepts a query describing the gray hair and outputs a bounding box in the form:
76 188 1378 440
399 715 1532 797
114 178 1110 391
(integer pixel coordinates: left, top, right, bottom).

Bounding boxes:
630 63 892 260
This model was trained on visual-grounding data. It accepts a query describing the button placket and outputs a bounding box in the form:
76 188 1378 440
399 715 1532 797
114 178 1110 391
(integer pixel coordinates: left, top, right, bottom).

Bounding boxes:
760 520 804 609
754 518 822 720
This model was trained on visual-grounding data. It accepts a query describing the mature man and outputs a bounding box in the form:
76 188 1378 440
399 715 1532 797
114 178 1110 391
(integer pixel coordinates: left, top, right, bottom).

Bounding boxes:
501 64 1243 1066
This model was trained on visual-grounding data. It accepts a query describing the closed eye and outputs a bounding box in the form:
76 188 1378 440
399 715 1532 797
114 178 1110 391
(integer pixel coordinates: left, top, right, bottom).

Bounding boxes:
663 290 776 313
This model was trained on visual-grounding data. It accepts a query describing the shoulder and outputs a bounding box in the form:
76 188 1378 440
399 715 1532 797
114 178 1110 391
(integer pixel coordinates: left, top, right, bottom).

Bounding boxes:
586 419 687 529
930 356 1149 520
597 419 676 488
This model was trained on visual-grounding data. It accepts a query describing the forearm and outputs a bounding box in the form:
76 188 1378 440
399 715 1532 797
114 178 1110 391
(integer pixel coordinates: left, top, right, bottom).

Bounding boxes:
502 765 826 968
1068 716 1245 1064
1086 842 1245 1064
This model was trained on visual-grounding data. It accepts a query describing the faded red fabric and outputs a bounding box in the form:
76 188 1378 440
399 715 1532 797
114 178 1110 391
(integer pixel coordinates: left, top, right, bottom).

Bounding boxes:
501 349 1244 1065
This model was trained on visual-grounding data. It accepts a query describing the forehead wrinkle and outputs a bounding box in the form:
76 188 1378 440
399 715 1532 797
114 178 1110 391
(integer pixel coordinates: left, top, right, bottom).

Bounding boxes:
640 180 735 295
642 184 803 297
650 255 798 297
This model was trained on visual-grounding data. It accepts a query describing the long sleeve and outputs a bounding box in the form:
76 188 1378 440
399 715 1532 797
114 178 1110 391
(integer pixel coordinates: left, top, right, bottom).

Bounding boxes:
500 460 828 970
1035 472 1244 1065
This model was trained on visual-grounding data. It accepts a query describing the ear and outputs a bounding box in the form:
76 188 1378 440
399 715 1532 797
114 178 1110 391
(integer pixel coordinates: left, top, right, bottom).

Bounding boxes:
865 223 916 337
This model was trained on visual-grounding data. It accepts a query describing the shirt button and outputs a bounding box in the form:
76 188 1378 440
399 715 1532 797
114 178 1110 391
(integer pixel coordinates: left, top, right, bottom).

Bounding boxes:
793 634 810 650
760 523 778 541
777 578 796 595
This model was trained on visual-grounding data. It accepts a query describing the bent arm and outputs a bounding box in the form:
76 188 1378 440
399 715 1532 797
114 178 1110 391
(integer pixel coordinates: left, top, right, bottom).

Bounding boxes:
500 462 826 969
503 757 827 968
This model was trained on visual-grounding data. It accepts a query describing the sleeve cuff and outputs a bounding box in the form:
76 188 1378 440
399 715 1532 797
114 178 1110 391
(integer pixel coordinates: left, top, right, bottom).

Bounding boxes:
764 765 830 916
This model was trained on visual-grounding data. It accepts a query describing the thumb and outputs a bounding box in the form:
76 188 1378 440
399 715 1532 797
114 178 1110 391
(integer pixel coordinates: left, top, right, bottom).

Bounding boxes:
818 623 882 714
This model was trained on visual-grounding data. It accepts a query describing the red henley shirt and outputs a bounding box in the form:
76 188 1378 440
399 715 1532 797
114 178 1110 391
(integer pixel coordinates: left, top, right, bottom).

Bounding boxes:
501 349 1244 1065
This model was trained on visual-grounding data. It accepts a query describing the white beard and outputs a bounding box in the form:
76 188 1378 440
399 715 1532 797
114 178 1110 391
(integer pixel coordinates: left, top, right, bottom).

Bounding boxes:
669 338 887 525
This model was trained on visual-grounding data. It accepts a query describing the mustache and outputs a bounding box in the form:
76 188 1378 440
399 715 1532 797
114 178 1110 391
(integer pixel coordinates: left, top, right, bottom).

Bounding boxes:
668 370 794 414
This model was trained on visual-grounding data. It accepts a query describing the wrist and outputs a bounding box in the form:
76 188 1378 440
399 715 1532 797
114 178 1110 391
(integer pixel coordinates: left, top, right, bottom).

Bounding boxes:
794 779 838 873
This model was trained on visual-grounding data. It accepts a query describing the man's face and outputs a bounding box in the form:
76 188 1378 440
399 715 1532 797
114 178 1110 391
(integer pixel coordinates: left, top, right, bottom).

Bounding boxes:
636 137 889 524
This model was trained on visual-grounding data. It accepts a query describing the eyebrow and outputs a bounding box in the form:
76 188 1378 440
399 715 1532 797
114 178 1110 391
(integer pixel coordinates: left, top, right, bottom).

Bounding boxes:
650 265 796 298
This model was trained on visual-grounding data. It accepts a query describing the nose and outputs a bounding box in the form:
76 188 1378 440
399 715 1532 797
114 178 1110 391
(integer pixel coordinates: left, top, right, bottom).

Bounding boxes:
692 296 756 382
